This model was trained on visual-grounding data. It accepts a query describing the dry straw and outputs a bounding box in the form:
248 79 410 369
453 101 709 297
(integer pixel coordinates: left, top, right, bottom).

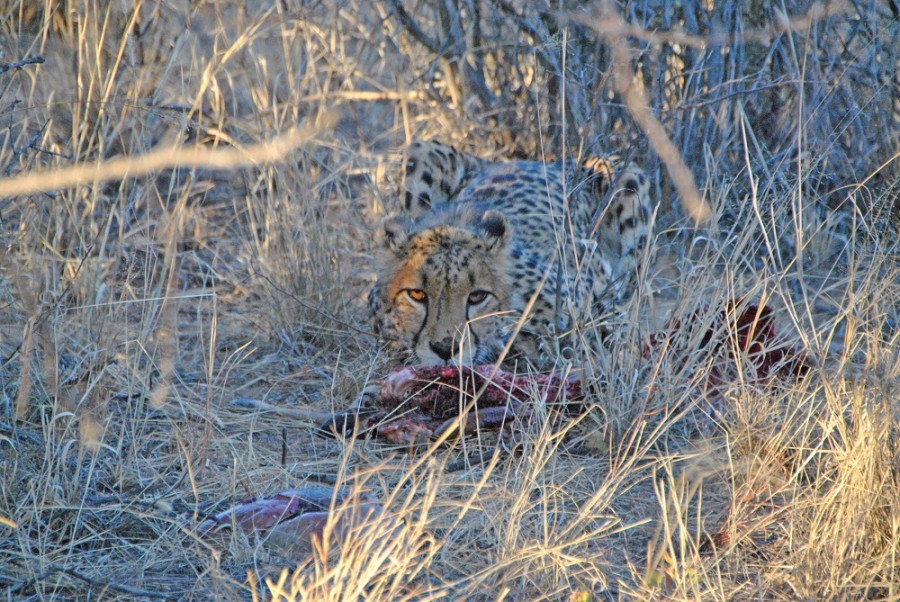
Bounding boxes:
0 0 896 600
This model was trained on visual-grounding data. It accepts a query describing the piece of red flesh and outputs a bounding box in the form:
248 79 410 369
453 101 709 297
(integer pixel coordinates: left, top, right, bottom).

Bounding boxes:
379 365 582 419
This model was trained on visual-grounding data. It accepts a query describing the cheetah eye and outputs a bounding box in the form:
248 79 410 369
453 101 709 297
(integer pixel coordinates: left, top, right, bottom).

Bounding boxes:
405 289 427 303
467 290 490 305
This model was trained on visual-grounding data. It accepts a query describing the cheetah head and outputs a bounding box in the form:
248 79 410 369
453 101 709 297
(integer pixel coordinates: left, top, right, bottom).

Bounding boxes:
369 210 517 365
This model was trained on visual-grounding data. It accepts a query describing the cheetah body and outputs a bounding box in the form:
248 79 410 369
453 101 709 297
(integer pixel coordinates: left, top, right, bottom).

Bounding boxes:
369 141 652 365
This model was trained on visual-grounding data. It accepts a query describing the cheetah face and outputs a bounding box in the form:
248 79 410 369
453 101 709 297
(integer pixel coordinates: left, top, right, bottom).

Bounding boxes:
371 211 516 365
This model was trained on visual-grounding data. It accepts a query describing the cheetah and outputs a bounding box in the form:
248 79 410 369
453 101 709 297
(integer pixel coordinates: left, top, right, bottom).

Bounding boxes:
369 141 653 366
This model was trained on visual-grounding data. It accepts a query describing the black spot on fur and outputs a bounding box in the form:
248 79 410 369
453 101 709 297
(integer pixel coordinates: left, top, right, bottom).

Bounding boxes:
623 177 639 193
620 217 637 233
421 171 433 186
492 174 517 183
405 191 413 210
418 192 431 207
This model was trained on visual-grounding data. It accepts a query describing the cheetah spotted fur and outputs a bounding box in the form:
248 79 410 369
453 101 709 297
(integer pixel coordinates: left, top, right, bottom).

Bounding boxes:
369 141 653 366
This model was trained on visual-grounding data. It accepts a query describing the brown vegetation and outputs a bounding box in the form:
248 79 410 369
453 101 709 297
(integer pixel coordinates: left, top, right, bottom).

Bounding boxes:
1 0 897 599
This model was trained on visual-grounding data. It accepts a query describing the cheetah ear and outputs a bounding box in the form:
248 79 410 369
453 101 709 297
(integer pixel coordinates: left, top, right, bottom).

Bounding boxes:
380 215 410 253
475 210 509 252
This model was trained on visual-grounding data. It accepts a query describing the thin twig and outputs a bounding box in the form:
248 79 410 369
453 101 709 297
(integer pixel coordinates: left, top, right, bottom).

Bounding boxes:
0 56 45 76
256 267 380 339
5 562 179 600
229 397 333 423
493 0 562 75
57 565 179 600
296 90 428 103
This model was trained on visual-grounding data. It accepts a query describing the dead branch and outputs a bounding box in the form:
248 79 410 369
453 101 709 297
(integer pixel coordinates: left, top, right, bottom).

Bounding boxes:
385 0 441 53
0 114 333 198
585 0 712 223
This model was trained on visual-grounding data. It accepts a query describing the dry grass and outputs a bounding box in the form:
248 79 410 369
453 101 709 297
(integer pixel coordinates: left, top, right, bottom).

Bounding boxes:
1 0 898 600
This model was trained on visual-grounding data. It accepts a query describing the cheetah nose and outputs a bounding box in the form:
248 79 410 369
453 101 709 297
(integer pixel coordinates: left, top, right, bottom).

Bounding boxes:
429 338 454 362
